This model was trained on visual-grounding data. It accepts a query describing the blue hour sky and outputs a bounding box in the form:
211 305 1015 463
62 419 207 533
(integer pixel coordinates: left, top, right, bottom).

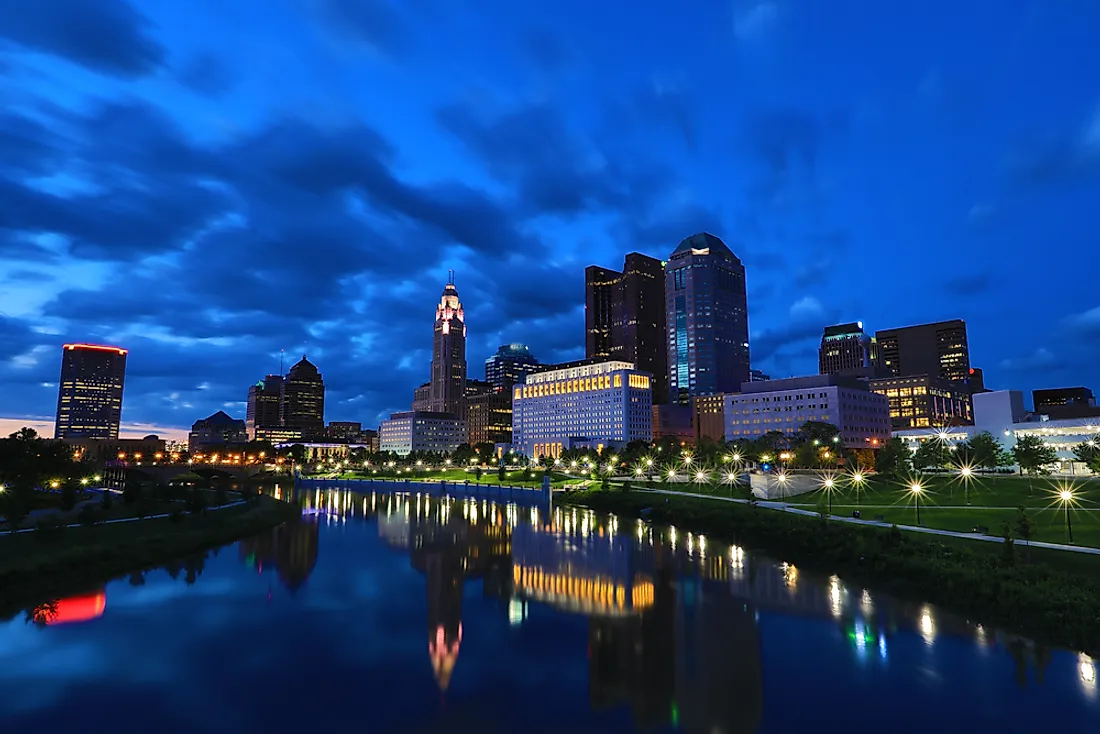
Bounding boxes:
1 0 1099 436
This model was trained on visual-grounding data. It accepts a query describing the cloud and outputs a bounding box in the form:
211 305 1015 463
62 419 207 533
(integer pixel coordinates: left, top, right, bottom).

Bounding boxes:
518 27 576 72
1066 306 1100 338
734 1 781 40
315 0 410 58
1006 107 1100 188
0 0 165 77
789 296 824 320
176 53 235 96
999 347 1059 372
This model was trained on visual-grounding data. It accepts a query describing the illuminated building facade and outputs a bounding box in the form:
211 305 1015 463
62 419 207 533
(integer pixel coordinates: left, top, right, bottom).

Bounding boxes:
188 410 248 454
427 274 468 421
246 374 283 440
66 435 166 464
54 343 127 440
326 421 365 443
819 322 879 377
466 389 513 445
379 411 466 456
692 393 728 442
868 374 973 430
585 253 668 404
485 343 540 392
749 368 771 382
665 233 749 404
281 356 325 440
725 374 891 448
652 403 694 444
1033 387 1100 420
875 319 972 386
512 360 653 458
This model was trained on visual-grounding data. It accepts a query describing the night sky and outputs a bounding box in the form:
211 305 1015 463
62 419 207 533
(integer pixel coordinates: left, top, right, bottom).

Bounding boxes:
1 0 1098 438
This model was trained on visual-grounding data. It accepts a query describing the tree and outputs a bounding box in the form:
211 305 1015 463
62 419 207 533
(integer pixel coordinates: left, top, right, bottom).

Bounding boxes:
1012 435 1058 493
966 431 1010 471
874 438 909 476
797 421 841 445
475 466 483 482
497 462 506 481
911 439 949 471
1015 506 1036 563
1072 436 1100 474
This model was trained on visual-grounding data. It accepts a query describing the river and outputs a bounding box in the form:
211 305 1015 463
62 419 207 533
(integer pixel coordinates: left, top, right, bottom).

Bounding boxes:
1 485 1097 733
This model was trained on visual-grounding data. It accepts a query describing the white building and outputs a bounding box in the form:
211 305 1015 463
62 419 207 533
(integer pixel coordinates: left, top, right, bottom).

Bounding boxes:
512 360 653 458
724 374 892 449
893 390 1100 475
378 411 466 456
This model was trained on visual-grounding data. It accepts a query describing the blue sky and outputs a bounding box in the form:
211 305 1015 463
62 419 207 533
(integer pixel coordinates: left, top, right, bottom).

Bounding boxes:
1 0 1099 435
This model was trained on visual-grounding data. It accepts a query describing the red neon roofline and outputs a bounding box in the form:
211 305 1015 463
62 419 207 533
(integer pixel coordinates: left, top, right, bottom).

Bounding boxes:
64 343 128 354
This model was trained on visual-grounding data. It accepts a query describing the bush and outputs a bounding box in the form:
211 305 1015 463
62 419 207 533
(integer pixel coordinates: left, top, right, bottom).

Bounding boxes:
35 515 66 541
78 505 101 527
60 484 78 512
100 491 115 511
186 489 207 515
168 507 185 524
123 481 143 506
215 486 229 507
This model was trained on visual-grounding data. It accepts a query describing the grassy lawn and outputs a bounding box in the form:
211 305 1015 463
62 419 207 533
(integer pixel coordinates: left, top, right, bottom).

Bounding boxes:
792 474 1098 509
326 468 579 488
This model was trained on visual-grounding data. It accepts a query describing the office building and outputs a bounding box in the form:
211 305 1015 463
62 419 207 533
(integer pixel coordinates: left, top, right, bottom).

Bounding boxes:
868 374 973 430
819 322 878 376
188 411 248 454
1033 387 1100 420
968 367 988 393
54 343 127 440
693 394 729 443
281 356 325 440
412 382 431 412
379 411 466 456
246 374 283 441
467 389 513 446
724 375 891 449
665 233 749 403
426 274 468 421
875 319 971 385
485 344 540 392
585 253 668 403
512 360 653 458
66 435 167 464
326 421 365 443
749 369 771 382
652 404 694 444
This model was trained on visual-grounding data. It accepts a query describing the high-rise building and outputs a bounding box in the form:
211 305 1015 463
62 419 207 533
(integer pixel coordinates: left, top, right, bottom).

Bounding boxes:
427 274 468 421
466 390 513 446
188 411 248 453
875 319 971 385
1033 387 1100 419
281 356 325 440
412 382 431 412
693 394 728 443
379 411 466 456
512 359 653 458
819 322 877 376
665 233 749 403
485 344 540 392
326 421 365 443
246 374 283 440
584 254 668 403
55 343 127 440
749 369 771 382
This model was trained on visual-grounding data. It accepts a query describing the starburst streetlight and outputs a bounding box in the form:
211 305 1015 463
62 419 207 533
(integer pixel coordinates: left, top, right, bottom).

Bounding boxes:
695 470 708 484
848 470 867 509
1057 486 1077 544
957 464 976 506
775 471 790 499
909 480 925 525
822 475 838 515
635 466 645 477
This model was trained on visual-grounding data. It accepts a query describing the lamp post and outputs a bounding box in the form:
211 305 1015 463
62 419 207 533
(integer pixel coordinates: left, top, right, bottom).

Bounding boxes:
1060 489 1075 544
824 477 836 515
960 465 974 506
909 481 924 525
851 471 866 508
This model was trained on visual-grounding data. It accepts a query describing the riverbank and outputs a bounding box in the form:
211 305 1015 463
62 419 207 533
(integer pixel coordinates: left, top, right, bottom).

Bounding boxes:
558 488 1100 655
0 495 301 619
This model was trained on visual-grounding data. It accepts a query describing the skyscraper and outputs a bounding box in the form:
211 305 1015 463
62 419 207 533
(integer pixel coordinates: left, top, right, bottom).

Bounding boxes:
428 273 468 421
875 319 971 385
281 356 325 440
664 233 749 403
54 343 127 440
584 253 668 403
246 374 283 440
485 343 540 392
819 322 877 376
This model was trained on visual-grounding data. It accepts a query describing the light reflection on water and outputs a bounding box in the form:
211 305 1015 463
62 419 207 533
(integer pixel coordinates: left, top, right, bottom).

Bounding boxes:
0 483 1098 733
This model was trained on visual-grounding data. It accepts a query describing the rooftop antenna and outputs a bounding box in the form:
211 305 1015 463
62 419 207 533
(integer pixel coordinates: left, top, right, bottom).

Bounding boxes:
280 349 285 376
448 269 455 286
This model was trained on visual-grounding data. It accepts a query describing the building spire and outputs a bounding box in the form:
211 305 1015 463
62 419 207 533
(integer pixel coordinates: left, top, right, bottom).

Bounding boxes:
448 268 455 286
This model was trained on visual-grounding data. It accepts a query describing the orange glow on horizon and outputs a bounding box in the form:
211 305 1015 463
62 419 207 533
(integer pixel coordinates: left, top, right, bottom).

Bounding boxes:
64 343 127 355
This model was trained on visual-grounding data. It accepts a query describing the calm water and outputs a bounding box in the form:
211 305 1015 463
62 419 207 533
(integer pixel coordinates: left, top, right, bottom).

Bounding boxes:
2 485 1098 733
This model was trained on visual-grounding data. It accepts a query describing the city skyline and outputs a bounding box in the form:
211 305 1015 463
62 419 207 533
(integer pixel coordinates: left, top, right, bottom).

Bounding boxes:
1 0 1099 432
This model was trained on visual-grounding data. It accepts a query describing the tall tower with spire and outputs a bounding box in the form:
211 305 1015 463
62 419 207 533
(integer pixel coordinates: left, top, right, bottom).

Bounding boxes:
428 271 468 421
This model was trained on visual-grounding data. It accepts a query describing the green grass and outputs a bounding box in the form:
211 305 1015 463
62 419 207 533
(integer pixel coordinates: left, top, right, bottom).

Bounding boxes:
0 495 300 619
328 468 578 488
793 474 1098 509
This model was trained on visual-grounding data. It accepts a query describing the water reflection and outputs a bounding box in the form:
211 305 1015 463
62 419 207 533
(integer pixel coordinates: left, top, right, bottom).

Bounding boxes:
5 484 1100 732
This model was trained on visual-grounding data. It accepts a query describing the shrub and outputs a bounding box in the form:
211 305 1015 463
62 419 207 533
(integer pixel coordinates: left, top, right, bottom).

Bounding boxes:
35 515 66 541
60 484 78 512
186 489 208 514
100 491 115 511
78 505 101 527
215 486 229 507
168 507 185 524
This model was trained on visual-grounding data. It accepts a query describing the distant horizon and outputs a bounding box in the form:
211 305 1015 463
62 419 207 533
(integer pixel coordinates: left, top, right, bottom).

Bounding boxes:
0 418 190 443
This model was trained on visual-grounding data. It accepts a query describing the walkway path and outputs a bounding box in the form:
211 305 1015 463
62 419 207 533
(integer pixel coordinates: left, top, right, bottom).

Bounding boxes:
623 487 1100 556
6 500 247 535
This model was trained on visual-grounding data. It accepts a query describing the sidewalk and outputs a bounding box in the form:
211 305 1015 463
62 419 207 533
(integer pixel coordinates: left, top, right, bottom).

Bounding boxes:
630 487 1100 556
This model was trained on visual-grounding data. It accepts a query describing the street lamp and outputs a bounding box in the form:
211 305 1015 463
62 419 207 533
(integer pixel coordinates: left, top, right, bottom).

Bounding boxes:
695 470 707 484
909 481 924 525
1058 488 1076 544
850 470 866 508
959 464 975 506
823 477 836 514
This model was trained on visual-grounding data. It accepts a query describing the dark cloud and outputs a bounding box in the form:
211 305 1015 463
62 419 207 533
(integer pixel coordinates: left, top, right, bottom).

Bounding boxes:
632 82 697 151
0 0 164 78
176 53 235 96
316 0 409 57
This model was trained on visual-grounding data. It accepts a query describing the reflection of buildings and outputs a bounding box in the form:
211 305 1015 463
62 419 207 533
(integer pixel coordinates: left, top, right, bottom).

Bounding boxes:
32 590 107 626
239 518 320 593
